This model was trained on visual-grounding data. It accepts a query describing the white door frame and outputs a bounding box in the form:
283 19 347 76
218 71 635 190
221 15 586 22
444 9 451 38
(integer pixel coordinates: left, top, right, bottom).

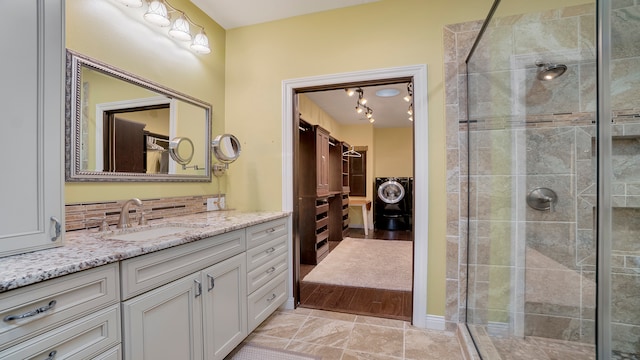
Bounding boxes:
281 64 429 327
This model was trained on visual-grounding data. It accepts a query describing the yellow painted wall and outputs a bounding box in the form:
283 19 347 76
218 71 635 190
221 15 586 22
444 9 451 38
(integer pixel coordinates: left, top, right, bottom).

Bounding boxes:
374 127 414 178
65 0 225 203
298 94 343 138
223 0 589 316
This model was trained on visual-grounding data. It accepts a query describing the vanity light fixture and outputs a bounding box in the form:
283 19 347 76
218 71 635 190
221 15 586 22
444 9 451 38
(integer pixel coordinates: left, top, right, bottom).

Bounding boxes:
168 14 191 41
144 0 170 26
116 0 211 55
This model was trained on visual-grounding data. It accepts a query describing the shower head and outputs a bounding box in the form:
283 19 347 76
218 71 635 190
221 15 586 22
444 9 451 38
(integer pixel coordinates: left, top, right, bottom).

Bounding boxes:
535 61 567 81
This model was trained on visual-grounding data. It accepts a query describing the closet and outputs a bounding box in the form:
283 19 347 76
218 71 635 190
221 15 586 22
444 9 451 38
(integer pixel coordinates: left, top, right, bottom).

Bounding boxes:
299 120 350 265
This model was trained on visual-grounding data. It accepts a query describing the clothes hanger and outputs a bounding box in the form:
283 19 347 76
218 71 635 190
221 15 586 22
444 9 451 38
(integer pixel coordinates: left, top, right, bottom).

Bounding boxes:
342 146 361 158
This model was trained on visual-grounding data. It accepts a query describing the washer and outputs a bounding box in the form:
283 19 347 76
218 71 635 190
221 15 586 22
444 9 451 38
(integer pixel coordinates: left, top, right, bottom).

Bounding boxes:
374 177 412 231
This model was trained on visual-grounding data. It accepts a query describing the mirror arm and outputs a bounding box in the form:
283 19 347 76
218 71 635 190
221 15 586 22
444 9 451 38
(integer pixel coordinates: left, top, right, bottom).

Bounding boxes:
212 163 228 177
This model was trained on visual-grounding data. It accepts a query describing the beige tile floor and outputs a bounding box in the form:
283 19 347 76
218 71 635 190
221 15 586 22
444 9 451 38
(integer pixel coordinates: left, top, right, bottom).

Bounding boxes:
234 307 465 360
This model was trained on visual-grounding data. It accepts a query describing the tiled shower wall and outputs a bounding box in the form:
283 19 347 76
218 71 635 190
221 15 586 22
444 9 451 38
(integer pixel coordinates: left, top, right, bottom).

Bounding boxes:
445 1 640 351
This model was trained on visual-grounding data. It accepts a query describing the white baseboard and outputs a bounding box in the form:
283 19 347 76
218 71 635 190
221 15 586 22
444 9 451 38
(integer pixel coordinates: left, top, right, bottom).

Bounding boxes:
283 296 295 310
425 315 446 331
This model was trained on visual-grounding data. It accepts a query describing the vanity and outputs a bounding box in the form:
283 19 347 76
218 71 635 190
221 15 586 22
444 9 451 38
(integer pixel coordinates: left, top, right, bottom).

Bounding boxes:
0 212 290 359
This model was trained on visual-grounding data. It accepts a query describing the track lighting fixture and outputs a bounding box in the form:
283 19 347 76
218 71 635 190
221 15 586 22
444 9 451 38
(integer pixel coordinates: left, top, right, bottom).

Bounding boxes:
346 88 375 124
405 83 413 121
116 0 211 54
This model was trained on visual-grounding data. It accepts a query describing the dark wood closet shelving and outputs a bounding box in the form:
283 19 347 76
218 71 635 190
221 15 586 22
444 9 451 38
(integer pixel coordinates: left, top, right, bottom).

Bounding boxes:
299 120 350 265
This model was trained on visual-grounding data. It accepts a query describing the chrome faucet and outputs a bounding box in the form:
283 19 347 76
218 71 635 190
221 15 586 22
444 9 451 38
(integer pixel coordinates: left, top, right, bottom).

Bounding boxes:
117 198 143 229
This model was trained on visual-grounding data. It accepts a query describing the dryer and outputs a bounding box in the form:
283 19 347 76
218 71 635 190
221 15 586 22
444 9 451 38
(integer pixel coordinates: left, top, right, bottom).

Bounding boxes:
374 177 413 231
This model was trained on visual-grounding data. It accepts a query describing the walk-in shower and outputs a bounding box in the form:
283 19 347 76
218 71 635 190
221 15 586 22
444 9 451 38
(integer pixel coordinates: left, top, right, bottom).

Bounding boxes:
461 0 640 358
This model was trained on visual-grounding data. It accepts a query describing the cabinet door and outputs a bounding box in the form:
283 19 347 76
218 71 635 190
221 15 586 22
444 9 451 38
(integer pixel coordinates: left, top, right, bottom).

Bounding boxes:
0 0 64 256
316 128 330 196
122 274 203 360
202 253 247 360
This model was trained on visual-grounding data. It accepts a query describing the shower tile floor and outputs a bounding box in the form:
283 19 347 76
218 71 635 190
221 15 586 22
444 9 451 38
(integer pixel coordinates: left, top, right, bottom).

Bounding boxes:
469 324 597 360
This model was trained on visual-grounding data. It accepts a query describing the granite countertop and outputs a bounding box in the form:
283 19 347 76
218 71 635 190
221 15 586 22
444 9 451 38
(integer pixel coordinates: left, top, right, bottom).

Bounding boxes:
0 211 289 293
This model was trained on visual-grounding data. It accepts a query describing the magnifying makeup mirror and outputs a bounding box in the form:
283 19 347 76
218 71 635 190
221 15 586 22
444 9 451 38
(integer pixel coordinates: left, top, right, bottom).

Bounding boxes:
169 137 198 169
211 134 241 176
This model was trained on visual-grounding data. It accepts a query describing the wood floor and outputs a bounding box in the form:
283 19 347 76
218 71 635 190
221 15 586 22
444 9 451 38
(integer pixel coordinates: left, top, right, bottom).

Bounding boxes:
299 228 413 321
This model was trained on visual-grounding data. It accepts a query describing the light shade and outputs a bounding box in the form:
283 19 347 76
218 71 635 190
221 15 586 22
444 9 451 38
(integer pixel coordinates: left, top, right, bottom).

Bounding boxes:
144 0 170 27
118 0 143 7
191 30 211 54
169 15 191 41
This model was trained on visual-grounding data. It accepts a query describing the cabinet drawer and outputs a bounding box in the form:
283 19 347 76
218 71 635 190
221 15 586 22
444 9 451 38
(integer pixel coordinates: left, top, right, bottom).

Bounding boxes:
246 217 288 249
247 253 287 294
247 272 287 332
0 263 119 350
120 229 245 300
93 345 122 360
246 235 287 271
315 216 329 230
0 305 120 359
315 203 329 215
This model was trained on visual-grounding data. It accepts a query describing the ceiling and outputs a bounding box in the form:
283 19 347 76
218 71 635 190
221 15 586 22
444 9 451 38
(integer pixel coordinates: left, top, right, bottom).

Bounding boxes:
189 0 379 29
190 0 411 129
303 83 414 129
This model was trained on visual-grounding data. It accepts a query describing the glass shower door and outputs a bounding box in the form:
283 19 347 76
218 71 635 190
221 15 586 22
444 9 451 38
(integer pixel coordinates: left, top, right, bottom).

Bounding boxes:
465 0 597 358
600 0 640 357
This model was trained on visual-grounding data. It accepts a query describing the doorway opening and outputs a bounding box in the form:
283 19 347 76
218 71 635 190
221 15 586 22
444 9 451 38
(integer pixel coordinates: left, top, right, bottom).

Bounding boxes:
282 65 429 327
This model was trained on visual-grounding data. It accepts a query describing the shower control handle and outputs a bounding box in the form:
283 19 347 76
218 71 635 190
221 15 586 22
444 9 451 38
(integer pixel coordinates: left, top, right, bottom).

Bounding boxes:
526 187 558 212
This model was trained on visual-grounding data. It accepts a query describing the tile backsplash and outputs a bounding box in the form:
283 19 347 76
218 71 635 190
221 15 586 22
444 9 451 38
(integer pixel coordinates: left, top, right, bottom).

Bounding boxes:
65 195 218 232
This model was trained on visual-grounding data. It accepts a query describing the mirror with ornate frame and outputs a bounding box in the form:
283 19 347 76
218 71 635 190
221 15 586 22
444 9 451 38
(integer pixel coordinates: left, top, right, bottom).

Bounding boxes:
65 50 212 182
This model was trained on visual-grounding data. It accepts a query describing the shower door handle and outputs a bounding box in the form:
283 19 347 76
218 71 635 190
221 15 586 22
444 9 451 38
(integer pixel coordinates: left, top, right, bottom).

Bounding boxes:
526 187 558 212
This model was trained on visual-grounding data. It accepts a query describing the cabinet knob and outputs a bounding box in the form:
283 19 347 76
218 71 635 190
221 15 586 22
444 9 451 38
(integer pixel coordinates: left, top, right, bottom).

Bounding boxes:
43 350 57 360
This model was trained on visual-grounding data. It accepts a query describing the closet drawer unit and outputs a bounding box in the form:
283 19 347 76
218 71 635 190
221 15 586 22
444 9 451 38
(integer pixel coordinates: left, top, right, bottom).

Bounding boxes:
315 202 329 215
246 234 287 271
316 240 329 263
316 227 329 244
246 218 288 249
0 305 120 359
0 263 119 350
120 229 245 300
247 272 287 332
342 196 349 206
247 253 288 294
315 215 329 231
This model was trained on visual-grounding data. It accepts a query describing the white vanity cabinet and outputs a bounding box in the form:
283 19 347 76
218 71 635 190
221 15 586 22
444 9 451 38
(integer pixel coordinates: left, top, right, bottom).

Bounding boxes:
121 229 248 360
246 218 289 332
0 0 65 257
0 264 121 359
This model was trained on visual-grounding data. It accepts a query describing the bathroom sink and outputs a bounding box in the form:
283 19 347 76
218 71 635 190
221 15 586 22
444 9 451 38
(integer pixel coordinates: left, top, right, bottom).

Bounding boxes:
105 223 205 242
